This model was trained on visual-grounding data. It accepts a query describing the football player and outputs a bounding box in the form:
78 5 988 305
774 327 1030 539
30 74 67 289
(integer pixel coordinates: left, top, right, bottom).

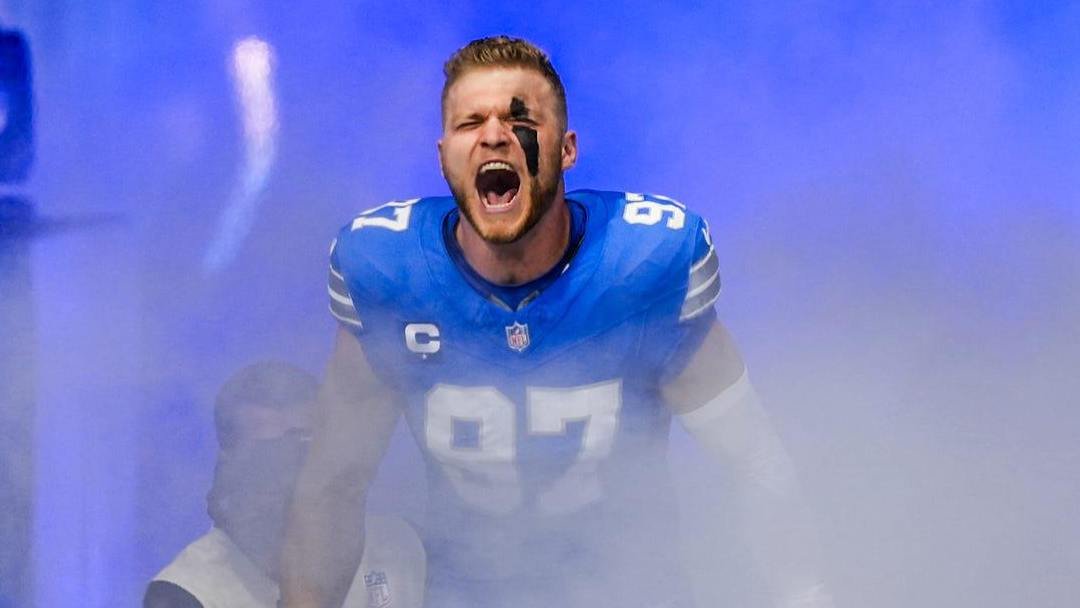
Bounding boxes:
145 361 424 608
281 37 833 608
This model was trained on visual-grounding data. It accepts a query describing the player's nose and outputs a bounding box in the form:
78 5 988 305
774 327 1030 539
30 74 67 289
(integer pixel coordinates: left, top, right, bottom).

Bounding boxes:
478 115 511 149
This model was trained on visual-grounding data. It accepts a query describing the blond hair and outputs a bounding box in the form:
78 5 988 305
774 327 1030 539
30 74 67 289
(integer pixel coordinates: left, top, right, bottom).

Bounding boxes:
442 36 567 126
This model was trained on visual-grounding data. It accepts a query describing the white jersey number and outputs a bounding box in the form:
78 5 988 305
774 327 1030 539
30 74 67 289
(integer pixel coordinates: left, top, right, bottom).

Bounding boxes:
350 199 419 232
622 193 686 230
424 380 622 516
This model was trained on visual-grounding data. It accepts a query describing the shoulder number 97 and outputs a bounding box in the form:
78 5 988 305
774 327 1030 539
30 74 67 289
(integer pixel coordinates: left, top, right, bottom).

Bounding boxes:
622 193 686 230
350 198 419 232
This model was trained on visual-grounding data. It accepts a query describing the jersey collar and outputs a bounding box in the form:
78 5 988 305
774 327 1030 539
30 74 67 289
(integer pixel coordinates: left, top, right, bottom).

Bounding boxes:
418 191 610 357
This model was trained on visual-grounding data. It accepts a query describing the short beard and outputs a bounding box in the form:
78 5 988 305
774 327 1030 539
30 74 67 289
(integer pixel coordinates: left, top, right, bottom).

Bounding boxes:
451 167 560 245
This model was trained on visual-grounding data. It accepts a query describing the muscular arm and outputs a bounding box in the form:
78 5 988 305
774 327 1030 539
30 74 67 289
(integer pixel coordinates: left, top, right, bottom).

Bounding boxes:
663 321 834 608
279 327 401 608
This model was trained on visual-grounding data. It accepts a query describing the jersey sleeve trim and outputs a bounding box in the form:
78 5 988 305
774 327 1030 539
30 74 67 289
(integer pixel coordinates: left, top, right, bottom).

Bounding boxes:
679 242 721 322
328 239 363 329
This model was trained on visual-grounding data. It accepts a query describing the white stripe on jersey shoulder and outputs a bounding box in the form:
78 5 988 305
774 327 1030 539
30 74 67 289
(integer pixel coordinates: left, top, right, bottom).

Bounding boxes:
327 285 353 306
691 244 716 273
327 235 362 328
685 269 719 299
329 304 363 329
329 238 345 277
680 286 720 322
680 231 721 323
328 276 362 328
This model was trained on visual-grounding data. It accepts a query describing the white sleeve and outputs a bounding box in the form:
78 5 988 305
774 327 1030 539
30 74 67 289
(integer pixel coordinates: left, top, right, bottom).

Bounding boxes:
676 372 835 608
676 369 797 496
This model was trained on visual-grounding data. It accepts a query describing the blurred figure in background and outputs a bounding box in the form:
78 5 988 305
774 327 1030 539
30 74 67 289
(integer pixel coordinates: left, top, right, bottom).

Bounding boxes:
145 361 425 608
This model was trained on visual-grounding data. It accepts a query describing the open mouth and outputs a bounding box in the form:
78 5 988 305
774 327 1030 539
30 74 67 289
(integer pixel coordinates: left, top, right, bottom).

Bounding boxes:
475 161 521 211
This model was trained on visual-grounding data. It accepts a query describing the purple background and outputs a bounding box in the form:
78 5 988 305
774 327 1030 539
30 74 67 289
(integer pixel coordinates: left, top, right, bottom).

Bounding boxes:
2 1 1077 606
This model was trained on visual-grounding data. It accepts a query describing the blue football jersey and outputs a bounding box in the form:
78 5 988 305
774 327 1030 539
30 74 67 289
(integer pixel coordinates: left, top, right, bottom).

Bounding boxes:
327 189 719 601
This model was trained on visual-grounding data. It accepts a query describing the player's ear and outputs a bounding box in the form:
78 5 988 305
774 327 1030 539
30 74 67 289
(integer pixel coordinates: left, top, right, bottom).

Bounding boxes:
436 138 447 179
561 129 578 171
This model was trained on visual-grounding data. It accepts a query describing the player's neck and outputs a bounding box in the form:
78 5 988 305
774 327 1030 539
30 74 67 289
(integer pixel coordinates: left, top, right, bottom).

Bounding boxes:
456 194 571 286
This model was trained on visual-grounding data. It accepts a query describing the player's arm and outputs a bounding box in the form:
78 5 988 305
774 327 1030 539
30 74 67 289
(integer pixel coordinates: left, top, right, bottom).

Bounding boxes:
279 327 401 608
663 321 835 608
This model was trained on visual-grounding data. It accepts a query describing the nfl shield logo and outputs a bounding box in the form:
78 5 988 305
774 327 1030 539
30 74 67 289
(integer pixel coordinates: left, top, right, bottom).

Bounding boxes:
364 571 391 608
505 321 530 352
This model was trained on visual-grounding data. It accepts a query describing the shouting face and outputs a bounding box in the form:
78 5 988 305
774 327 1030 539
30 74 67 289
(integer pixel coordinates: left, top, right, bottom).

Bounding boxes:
439 67 577 244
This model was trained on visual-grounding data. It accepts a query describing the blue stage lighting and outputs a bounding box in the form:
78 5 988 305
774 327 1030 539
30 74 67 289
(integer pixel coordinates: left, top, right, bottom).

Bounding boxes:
0 28 33 184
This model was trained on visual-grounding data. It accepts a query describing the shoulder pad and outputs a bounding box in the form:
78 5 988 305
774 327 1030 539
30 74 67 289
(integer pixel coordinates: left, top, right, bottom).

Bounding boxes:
328 196 452 329
576 190 717 319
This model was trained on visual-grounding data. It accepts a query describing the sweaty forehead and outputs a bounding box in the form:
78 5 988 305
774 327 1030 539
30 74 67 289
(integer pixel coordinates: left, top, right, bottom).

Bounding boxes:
444 67 556 117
